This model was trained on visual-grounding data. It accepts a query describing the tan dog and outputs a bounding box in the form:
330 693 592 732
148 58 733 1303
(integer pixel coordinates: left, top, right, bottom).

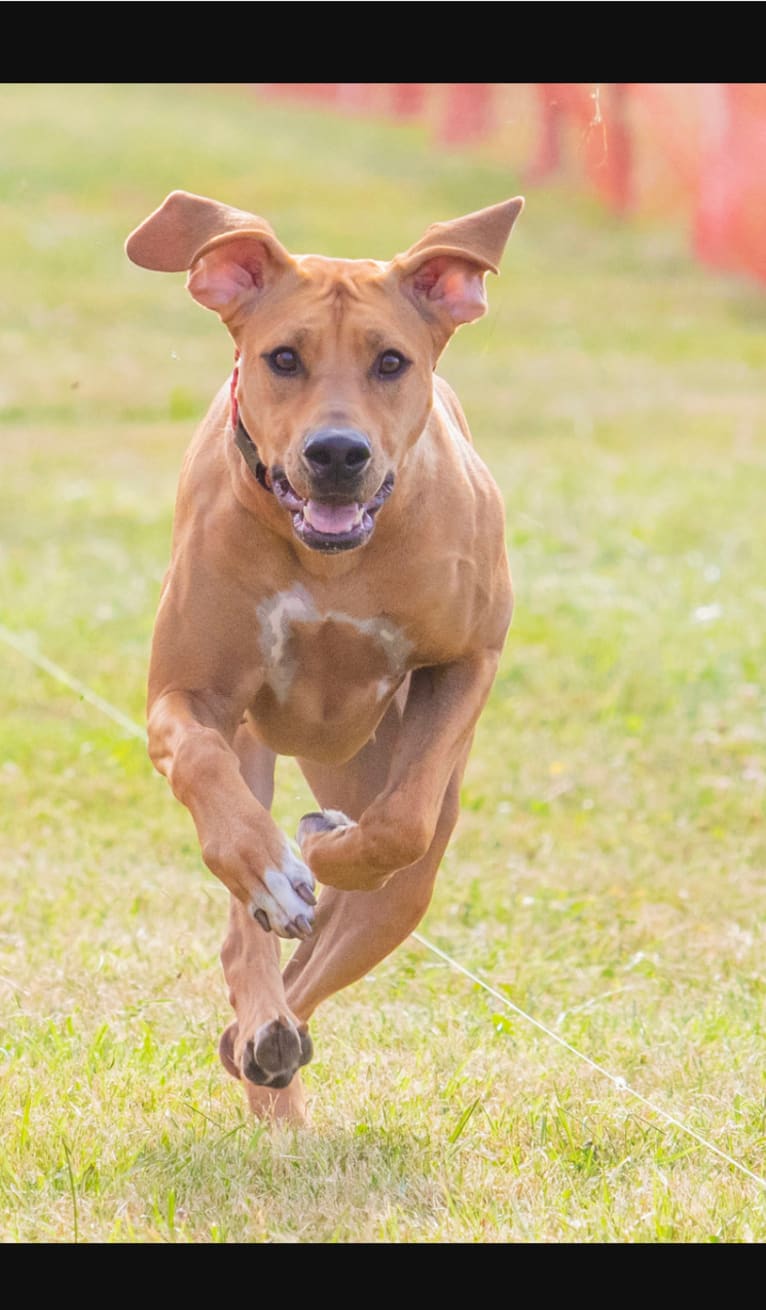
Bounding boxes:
126 191 523 1122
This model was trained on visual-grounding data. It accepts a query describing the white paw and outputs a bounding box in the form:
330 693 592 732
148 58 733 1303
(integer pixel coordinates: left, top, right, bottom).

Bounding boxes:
297 808 356 849
322 808 356 830
249 841 317 940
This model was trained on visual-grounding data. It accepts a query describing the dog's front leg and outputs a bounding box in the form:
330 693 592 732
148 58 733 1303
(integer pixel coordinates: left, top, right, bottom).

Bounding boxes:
298 652 500 891
148 689 316 939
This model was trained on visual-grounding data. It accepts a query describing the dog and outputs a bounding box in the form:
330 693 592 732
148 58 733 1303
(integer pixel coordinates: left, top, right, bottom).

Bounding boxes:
126 190 523 1122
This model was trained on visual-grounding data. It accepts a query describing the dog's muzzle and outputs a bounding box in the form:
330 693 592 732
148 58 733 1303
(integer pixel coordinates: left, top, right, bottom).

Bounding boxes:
272 465 395 553
231 355 393 551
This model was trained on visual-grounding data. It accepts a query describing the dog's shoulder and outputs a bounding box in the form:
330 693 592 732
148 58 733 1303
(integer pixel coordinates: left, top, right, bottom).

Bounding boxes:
431 373 474 448
427 373 505 525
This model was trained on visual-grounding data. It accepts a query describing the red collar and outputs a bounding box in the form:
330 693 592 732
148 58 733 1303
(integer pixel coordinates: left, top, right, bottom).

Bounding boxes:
230 349 241 429
230 351 272 493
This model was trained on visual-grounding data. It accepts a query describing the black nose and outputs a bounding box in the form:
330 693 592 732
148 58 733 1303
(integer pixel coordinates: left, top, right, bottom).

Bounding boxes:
302 429 371 482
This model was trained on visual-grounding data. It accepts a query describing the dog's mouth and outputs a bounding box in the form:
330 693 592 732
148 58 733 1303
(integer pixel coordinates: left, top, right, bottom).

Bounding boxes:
271 472 395 552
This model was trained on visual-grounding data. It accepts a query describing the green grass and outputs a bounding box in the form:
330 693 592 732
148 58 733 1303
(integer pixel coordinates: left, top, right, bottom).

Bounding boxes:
1 82 765 1242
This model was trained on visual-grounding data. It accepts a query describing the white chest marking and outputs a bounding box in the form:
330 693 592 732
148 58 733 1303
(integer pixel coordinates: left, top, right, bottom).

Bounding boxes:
256 585 412 702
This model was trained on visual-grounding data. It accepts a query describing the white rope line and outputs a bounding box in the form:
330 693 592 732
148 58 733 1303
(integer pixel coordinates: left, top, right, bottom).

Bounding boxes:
409 933 766 1189
2 621 764 1191
0 625 146 742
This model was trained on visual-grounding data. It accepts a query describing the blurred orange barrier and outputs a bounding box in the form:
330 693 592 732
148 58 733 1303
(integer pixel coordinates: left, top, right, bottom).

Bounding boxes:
437 83 494 145
391 84 426 118
527 83 632 214
253 83 766 286
693 84 766 283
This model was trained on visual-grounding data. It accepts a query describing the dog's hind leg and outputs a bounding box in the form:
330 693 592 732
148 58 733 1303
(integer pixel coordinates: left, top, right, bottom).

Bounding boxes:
218 724 312 1122
284 730 469 1024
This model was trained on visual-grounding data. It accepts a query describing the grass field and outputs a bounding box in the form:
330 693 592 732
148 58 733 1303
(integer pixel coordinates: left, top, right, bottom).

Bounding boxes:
1 83 765 1243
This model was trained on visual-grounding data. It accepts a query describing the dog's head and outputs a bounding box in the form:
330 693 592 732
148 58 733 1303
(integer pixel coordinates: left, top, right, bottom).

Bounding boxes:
126 191 523 553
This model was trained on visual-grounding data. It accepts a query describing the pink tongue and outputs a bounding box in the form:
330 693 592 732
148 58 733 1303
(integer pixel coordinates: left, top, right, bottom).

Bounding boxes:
304 500 360 535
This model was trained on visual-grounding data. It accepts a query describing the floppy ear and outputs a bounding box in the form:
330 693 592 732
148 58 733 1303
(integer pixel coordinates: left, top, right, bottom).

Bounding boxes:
125 190 292 322
394 197 524 342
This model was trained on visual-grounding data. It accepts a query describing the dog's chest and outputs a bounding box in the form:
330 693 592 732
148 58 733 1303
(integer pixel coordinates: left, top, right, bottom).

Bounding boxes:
251 585 412 751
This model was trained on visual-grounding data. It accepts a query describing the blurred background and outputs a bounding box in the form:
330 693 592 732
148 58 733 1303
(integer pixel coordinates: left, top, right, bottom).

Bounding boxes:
257 82 766 284
1 84 764 1241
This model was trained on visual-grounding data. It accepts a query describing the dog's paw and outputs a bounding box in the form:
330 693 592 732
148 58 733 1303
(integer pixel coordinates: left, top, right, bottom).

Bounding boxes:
219 1019 313 1090
298 808 356 845
250 842 317 940
298 810 392 891
243 1019 313 1090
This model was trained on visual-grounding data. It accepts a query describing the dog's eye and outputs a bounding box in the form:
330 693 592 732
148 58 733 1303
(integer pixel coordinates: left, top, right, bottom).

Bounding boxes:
375 350 409 379
267 347 301 375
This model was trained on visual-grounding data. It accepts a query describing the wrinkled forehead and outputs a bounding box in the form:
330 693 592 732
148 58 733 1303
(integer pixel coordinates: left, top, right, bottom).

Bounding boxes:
244 255 423 348
296 254 389 280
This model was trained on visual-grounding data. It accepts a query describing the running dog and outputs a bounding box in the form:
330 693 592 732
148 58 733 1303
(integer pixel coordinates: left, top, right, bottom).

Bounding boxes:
126 190 523 1121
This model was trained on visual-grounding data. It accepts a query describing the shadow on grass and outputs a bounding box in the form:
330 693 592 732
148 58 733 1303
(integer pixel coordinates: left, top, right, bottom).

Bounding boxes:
127 1111 442 1241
